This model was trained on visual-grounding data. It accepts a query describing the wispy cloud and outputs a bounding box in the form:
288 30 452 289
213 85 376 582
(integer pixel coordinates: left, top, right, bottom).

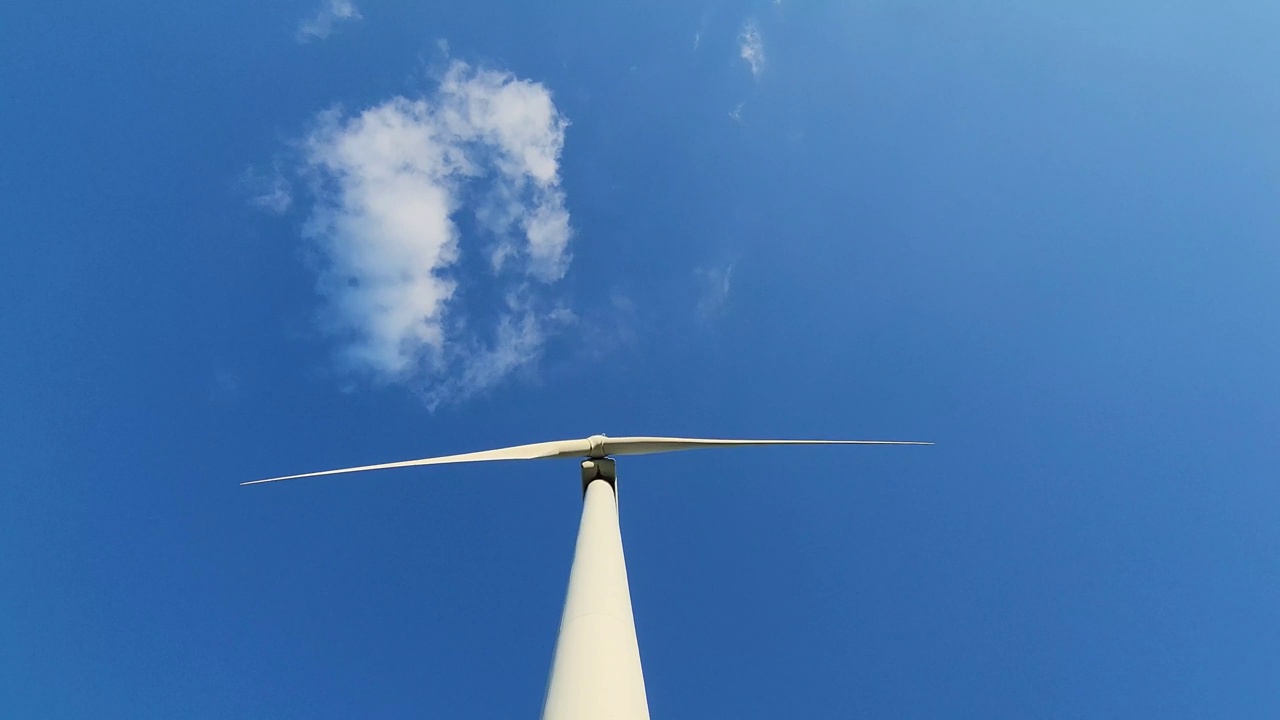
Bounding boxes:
729 102 745 122
297 60 572 406
297 0 361 43
243 166 292 214
739 20 765 77
696 262 735 320
210 367 241 404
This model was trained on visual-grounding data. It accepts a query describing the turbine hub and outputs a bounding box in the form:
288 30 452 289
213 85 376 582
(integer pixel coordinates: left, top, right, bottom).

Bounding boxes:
587 434 608 458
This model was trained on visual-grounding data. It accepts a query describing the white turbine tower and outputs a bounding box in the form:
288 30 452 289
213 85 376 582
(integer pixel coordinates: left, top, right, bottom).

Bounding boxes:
244 434 930 719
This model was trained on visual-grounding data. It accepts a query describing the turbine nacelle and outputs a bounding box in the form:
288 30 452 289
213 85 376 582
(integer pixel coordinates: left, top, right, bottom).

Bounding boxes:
580 457 617 494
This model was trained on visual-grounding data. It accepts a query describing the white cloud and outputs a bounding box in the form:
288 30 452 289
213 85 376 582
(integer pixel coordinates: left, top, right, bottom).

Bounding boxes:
729 102 745 122
297 0 361 43
739 20 765 77
298 60 572 405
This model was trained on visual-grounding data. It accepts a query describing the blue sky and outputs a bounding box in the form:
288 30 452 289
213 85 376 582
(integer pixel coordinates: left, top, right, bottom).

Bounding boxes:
3 0 1279 717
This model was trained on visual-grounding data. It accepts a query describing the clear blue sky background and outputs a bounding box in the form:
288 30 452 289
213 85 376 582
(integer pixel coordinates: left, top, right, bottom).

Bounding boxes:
3 0 1278 717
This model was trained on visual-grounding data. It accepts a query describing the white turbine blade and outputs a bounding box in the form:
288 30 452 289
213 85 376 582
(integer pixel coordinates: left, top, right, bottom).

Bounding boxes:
242 438 593 486
600 436 932 457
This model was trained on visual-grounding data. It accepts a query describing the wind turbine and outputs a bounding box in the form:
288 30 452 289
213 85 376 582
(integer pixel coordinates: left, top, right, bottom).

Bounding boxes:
244 434 930 720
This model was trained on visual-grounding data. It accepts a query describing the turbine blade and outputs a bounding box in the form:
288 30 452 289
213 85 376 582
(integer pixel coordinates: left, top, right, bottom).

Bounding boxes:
242 438 593 486
601 437 932 457
243 435 932 487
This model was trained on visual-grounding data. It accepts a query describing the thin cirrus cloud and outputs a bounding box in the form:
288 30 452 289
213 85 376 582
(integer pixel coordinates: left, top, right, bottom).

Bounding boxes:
295 60 573 407
243 165 292 214
696 262 735 321
738 19 765 77
297 0 361 43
